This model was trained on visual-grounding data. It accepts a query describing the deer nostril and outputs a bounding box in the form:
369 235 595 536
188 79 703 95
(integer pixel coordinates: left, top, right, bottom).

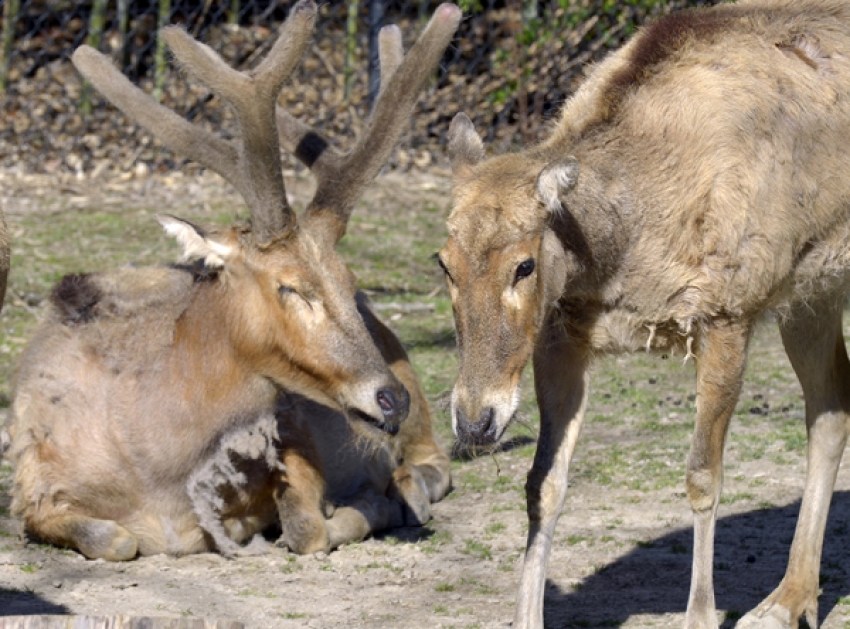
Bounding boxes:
469 407 494 438
377 386 409 423
377 388 397 413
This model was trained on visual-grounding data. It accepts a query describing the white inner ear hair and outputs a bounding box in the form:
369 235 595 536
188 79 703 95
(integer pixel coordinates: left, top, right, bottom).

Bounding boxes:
536 162 578 215
158 216 233 268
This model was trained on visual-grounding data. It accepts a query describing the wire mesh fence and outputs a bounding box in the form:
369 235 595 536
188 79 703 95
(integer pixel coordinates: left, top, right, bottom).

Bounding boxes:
0 0 719 176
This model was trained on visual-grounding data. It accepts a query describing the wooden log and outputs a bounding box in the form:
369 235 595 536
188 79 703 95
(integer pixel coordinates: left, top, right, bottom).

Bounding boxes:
0 617 244 629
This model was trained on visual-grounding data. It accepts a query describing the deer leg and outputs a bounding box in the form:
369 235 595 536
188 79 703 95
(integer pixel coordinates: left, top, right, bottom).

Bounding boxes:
325 492 405 550
737 299 850 629
275 449 330 555
362 296 453 503
514 320 590 629
388 463 432 526
27 514 138 561
685 320 751 629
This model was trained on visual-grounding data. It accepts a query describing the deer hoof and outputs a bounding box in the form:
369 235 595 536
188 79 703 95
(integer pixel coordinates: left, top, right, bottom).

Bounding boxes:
389 465 431 526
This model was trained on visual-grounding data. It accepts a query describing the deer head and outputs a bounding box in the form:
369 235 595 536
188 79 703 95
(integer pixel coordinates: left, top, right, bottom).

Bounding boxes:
71 1 462 435
439 114 580 444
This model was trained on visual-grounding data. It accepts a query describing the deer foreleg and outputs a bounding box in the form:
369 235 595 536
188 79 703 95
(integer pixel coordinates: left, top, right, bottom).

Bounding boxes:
738 299 850 629
325 492 405 550
515 321 590 629
685 320 751 629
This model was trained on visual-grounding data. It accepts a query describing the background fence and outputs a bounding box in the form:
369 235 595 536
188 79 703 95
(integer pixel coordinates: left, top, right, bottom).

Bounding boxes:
0 0 720 176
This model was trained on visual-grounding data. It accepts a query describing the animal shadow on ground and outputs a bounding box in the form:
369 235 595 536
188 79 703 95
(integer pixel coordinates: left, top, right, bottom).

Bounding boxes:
0 587 69 616
542 491 850 628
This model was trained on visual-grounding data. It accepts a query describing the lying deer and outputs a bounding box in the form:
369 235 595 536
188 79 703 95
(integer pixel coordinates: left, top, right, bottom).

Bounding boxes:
7 0 460 560
438 0 850 627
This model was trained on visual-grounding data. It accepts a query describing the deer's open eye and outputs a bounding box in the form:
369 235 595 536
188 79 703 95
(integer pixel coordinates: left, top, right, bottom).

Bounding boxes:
514 258 536 284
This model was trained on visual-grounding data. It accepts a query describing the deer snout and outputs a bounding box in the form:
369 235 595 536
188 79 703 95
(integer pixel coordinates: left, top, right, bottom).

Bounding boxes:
455 406 499 445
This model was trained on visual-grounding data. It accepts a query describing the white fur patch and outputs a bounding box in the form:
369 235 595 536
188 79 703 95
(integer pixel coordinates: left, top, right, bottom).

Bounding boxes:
536 159 579 214
156 215 233 268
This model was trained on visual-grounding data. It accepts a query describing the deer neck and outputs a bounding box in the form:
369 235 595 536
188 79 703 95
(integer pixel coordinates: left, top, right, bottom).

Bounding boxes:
166 279 278 423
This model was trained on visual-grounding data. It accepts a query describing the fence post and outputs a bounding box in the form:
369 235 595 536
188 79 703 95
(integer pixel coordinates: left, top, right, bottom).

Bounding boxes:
228 0 240 26
79 0 110 115
0 0 21 94
117 0 131 70
153 0 172 103
344 0 358 101
367 0 386 112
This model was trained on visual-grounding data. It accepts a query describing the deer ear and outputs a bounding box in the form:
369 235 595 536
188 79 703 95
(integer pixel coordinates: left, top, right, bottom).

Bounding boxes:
536 157 579 214
448 113 485 176
156 215 234 268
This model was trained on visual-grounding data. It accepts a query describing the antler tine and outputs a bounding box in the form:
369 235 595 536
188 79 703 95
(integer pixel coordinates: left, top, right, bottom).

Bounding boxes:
377 25 404 95
277 4 461 243
273 25 403 180
162 0 317 245
72 46 240 186
74 2 316 247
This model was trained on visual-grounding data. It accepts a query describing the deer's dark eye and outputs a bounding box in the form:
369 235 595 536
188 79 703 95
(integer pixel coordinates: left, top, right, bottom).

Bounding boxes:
514 258 536 284
437 256 454 284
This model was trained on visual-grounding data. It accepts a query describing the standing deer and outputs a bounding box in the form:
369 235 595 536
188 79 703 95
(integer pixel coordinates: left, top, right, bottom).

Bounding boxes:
439 1 850 627
7 1 461 560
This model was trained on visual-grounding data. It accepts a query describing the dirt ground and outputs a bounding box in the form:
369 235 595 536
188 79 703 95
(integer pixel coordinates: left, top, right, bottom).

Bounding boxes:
0 172 849 628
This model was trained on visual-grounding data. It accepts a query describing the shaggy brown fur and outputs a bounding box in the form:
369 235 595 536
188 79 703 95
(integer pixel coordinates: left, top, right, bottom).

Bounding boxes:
441 1 850 628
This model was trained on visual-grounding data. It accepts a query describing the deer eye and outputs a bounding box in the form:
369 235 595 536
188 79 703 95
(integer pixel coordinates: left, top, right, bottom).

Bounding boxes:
514 258 536 284
437 256 454 284
278 285 297 298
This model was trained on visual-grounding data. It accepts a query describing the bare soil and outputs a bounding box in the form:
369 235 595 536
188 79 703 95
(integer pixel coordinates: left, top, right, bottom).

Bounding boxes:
0 172 848 628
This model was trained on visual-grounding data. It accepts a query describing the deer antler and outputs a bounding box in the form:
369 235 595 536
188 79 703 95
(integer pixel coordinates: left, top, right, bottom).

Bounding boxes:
276 4 462 243
72 0 319 247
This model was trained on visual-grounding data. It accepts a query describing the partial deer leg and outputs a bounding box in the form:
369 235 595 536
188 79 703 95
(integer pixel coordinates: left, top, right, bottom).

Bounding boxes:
685 320 752 629
737 298 850 629
275 448 330 555
324 493 405 550
514 318 590 629
388 463 432 526
28 514 138 561
362 295 453 504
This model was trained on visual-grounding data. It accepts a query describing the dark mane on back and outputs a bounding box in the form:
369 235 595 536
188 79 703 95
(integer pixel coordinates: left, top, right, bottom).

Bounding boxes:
603 5 742 119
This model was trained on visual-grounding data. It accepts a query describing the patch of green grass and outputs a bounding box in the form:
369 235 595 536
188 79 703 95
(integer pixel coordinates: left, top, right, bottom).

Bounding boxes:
435 583 455 592
461 539 492 561
485 522 506 534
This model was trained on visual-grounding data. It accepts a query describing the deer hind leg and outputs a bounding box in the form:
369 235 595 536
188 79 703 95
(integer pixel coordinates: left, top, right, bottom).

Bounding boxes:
737 298 850 629
515 319 590 629
28 514 138 561
685 320 752 629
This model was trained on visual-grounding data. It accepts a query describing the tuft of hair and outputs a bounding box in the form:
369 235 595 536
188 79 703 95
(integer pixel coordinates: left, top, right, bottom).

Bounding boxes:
50 273 103 325
536 158 580 215
157 215 233 269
